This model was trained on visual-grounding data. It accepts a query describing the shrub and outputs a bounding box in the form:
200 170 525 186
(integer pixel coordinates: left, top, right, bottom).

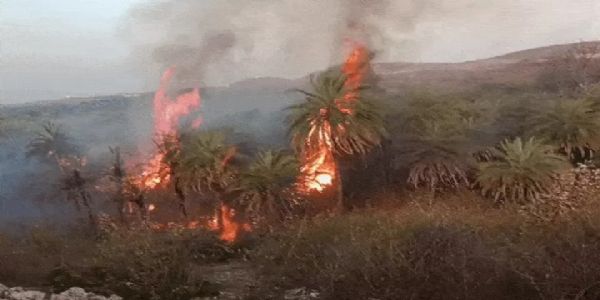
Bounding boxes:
254 203 600 300
254 211 536 300
50 230 220 300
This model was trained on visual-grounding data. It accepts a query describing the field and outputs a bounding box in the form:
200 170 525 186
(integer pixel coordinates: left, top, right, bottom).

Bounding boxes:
1 41 600 299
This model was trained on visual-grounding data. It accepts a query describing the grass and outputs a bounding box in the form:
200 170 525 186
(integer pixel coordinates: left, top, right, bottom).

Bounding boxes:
0 224 246 299
253 192 600 300
3 192 600 299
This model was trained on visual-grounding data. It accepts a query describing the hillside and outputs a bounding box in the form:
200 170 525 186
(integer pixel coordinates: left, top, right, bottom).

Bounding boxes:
375 41 600 94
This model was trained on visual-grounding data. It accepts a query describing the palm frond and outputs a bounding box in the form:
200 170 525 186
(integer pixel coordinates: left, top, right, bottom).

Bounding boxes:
286 71 387 156
476 137 569 203
528 98 600 160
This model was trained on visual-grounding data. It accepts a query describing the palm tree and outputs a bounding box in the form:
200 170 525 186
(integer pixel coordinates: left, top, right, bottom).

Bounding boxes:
108 146 127 222
400 128 474 193
287 70 387 210
476 137 569 203
62 169 95 225
162 130 238 215
235 150 298 223
394 97 481 193
26 121 79 172
529 98 600 161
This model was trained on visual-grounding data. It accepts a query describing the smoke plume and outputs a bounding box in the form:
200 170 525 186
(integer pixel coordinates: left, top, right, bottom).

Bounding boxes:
121 0 600 88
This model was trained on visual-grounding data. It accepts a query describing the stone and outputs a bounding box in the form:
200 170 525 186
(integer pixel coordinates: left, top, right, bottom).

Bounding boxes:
59 287 87 299
0 283 8 296
284 287 320 300
0 284 122 300
5 290 46 300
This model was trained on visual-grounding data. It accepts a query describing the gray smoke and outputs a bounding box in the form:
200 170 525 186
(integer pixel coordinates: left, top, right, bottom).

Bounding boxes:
121 0 599 87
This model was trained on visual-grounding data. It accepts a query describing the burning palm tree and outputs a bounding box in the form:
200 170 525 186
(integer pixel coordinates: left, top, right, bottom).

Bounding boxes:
287 47 387 211
162 130 249 242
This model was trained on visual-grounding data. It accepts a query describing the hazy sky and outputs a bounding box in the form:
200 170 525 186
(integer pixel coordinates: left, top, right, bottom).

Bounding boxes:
0 0 599 103
0 0 143 102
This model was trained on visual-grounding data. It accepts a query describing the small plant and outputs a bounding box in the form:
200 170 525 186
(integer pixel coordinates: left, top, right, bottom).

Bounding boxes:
476 137 569 203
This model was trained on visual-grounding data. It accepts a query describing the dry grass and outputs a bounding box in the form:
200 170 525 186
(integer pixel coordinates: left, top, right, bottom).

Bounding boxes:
254 192 600 300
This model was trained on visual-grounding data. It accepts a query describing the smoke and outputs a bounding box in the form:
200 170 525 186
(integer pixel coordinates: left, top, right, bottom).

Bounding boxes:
121 0 600 87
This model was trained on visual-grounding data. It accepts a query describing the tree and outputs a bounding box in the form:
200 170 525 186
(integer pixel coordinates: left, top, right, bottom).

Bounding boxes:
108 146 127 222
287 70 387 210
26 121 79 172
476 137 569 203
394 95 481 193
235 150 298 223
62 169 95 225
161 130 238 215
528 98 600 162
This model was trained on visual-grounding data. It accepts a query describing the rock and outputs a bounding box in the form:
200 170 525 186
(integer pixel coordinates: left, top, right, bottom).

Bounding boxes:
50 287 123 300
284 287 320 300
0 283 8 296
5 290 46 300
59 287 87 299
0 284 121 300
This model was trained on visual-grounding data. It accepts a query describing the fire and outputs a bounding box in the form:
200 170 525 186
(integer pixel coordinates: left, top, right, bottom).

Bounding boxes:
210 203 251 243
299 42 370 193
137 67 202 190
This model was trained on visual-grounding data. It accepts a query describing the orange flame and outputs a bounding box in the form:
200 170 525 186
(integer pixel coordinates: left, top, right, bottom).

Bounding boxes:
137 68 202 190
299 42 370 193
210 203 251 243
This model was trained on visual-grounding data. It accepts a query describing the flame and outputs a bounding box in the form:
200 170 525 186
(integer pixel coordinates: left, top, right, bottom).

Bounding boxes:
137 67 202 190
147 203 251 243
210 203 251 243
299 42 369 193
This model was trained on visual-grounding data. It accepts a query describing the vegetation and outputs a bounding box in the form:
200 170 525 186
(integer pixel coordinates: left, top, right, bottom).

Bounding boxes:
287 71 387 208
236 150 298 223
395 96 481 192
255 197 600 300
26 121 79 170
4 42 600 299
529 98 600 161
476 137 569 203
160 130 239 216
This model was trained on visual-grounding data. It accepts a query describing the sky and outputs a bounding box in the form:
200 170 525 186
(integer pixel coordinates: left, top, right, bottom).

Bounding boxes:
0 0 599 104
0 0 144 102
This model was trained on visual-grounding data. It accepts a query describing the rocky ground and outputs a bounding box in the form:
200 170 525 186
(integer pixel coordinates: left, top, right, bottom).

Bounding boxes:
0 284 121 300
1 260 320 300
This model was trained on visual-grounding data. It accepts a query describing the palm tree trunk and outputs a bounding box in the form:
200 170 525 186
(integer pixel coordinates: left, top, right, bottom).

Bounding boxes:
174 177 188 218
78 188 96 226
53 153 65 174
266 192 279 225
134 193 149 225
334 159 344 213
